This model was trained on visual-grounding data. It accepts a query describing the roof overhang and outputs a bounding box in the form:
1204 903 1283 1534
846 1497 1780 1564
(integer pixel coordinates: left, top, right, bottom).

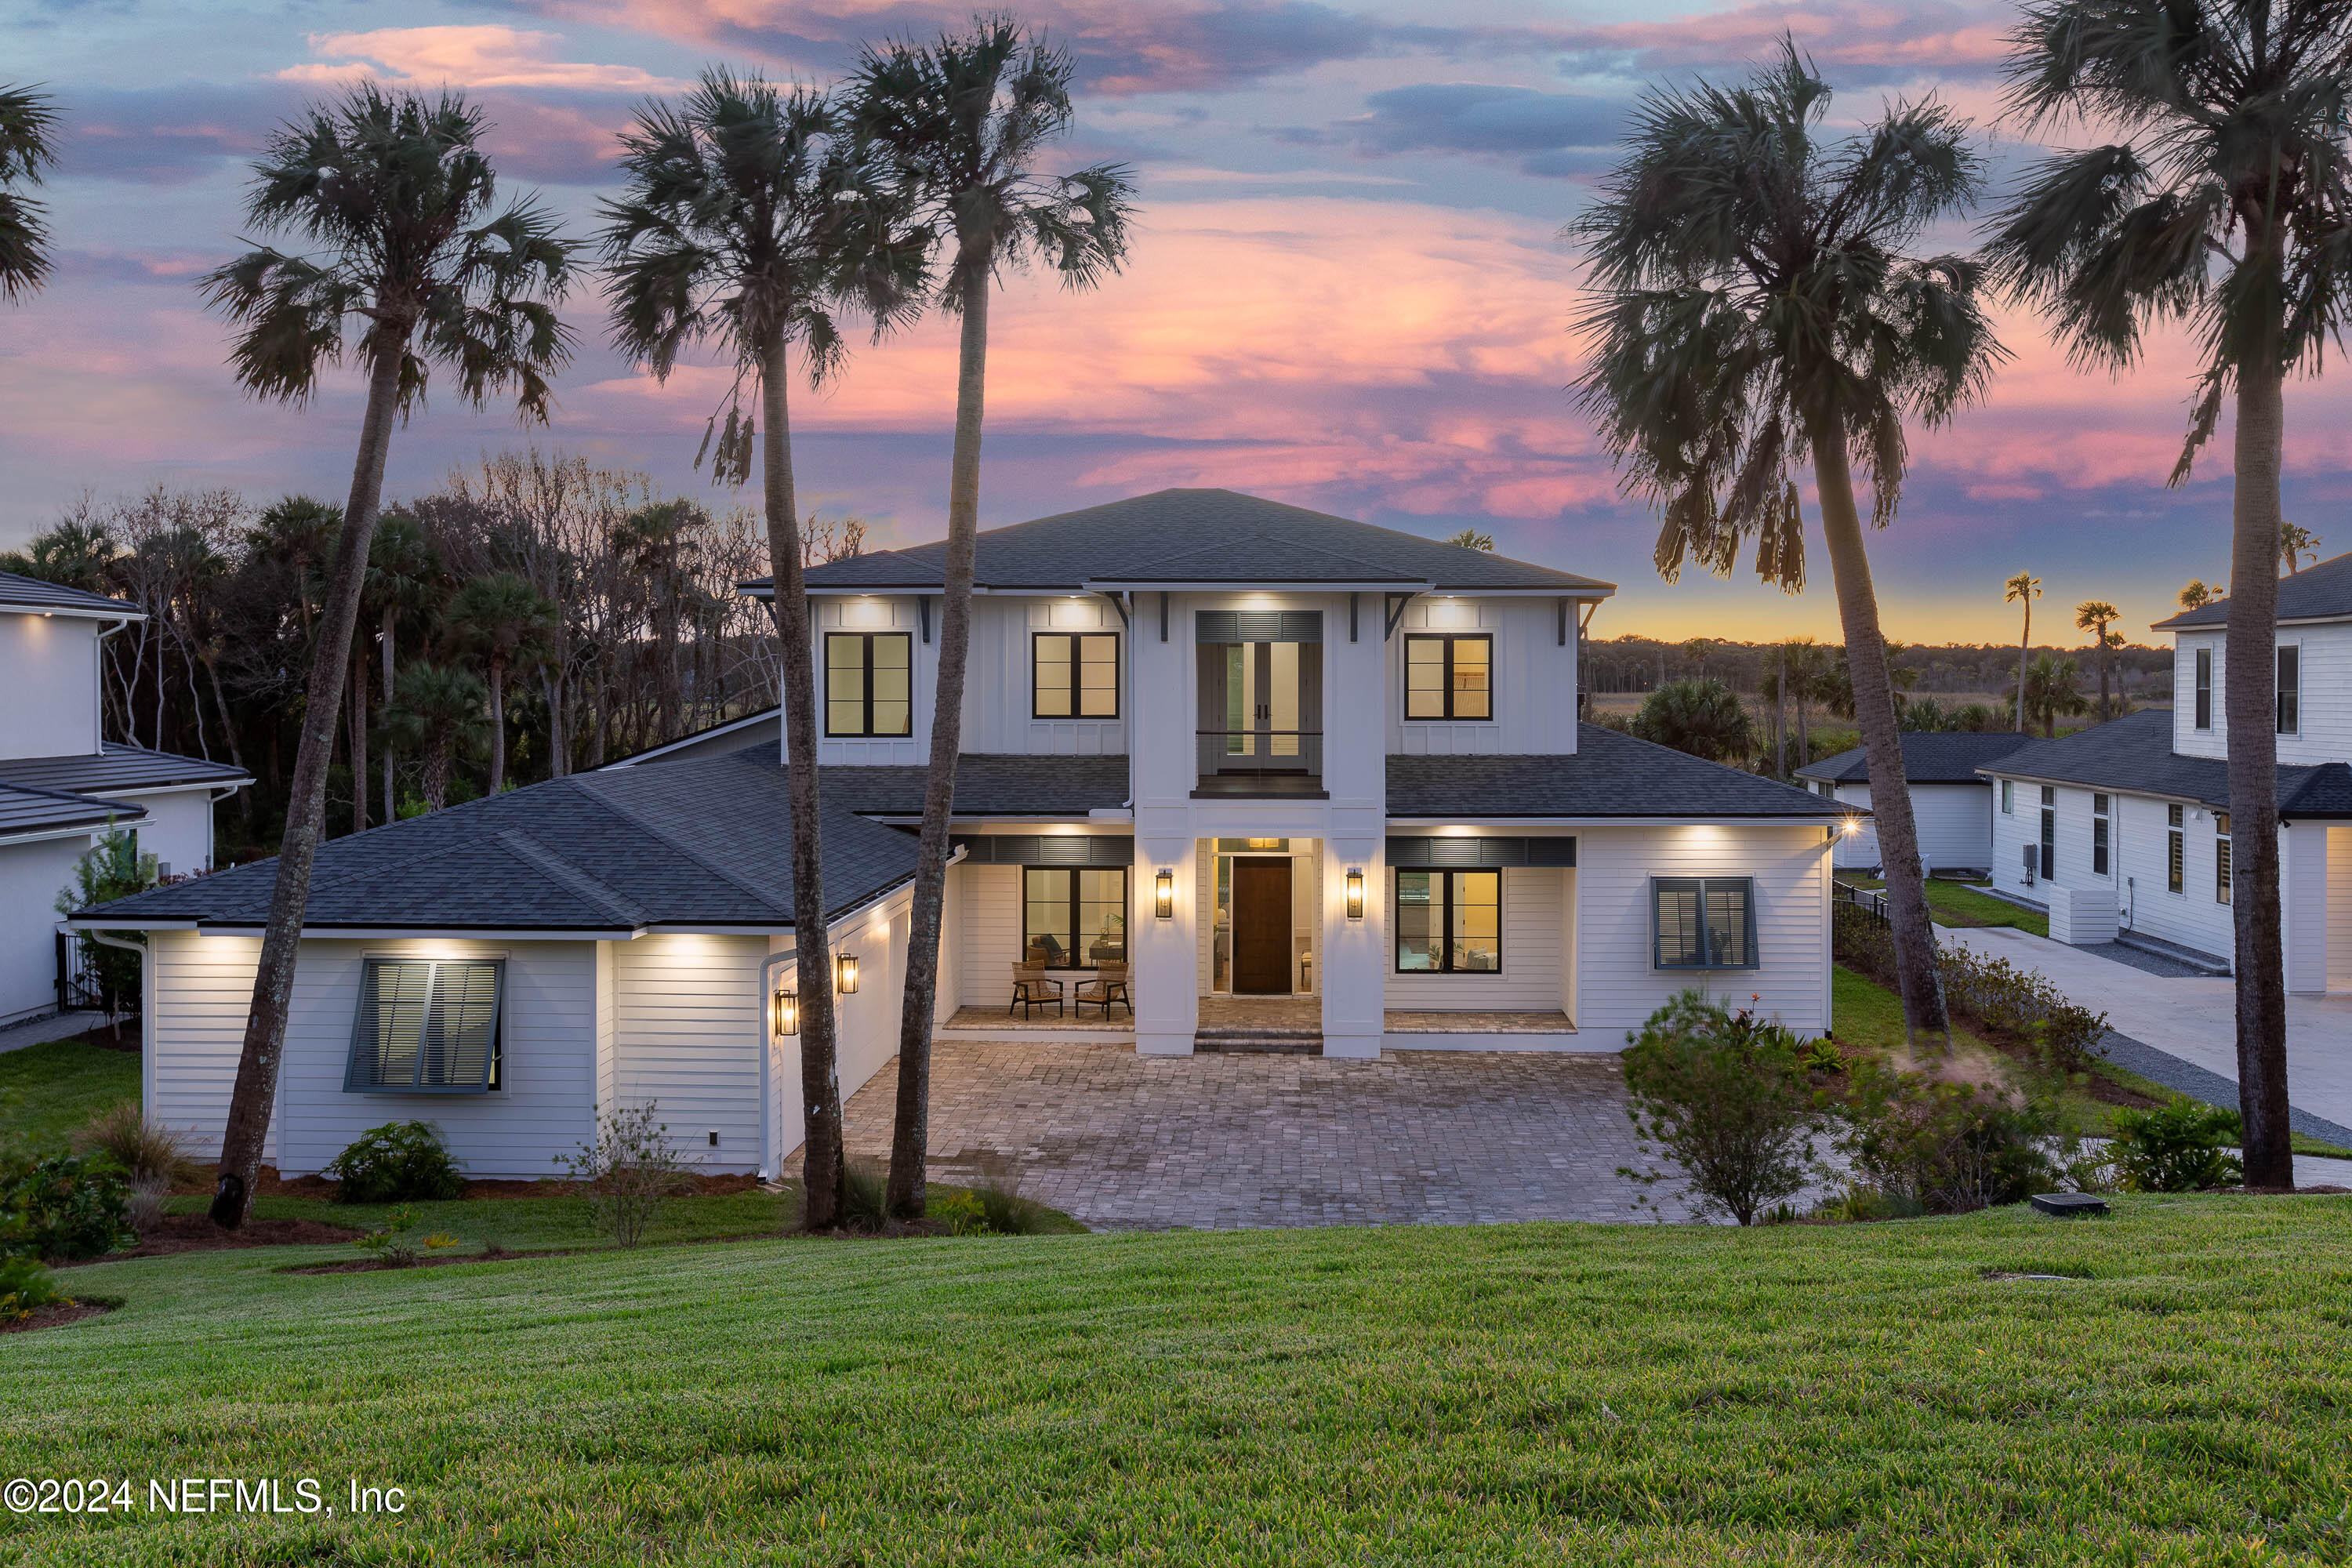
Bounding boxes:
1084 577 1436 593
2 816 149 849
1385 812 1864 826
0 603 146 623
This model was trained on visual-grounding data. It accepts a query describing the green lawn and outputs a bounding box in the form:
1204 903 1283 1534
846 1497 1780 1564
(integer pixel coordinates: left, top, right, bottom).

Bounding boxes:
1839 874 2050 938
0 1037 139 1156
8 1200 2352 1563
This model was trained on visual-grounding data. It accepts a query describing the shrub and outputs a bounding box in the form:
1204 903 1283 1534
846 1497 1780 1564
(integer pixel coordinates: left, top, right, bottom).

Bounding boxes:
555 1103 689 1247
1628 678 1754 763
325 1122 466 1203
0 1154 132 1261
1835 1063 2056 1214
1620 990 1826 1225
839 1161 892 1234
1833 906 2108 1071
2109 1100 2243 1192
71 1102 200 1186
0 1255 73 1322
125 1174 170 1233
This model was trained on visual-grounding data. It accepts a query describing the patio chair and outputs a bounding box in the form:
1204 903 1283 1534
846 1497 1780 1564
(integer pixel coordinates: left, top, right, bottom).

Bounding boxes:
1073 962 1131 1022
1009 961 1065 1019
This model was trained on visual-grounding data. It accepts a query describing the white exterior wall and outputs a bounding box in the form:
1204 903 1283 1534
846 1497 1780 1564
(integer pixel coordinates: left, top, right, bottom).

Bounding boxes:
608 933 768 1171
1382 865 1566 1011
2172 630 2225 759
2329 826 2352 992
0 615 104 760
803 594 930 767
956 862 1022 1008
0 836 87 1025
1828 782 1992 872
144 931 273 1163
116 787 217 877
1385 596 1579 757
1990 779 2249 960
765 883 915 1167
961 596 1127 755
2172 621 2352 765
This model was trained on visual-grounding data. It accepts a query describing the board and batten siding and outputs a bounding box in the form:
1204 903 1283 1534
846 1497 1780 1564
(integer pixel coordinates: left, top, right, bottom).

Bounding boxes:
1383 866 1566 1011
1572 824 1831 1038
1828 782 1992 873
1385 597 1578 757
963 596 1127 756
145 931 274 1162
804 594 928 767
608 933 767 1171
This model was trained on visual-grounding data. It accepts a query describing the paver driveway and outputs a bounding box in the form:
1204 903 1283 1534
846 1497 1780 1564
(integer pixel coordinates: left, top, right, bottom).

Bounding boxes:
835 1037 1674 1230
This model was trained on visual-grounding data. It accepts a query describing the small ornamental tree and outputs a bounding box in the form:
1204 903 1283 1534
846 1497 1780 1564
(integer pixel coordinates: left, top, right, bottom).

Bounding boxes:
1620 990 1825 1225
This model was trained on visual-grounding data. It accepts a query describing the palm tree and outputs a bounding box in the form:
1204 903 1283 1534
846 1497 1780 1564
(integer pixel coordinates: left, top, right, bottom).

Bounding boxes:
599 71 924 1231
2281 522 2321 574
2005 571 2041 731
2021 654 2089 739
2179 579 2215 610
0 84 59 303
383 662 492 810
1984 0 2352 1188
1573 44 1998 1047
0 515 115 587
1628 677 1754 763
1443 528 1496 551
197 85 574 1229
854 20 1136 1218
365 512 442 823
2074 599 2119 720
446 571 558 794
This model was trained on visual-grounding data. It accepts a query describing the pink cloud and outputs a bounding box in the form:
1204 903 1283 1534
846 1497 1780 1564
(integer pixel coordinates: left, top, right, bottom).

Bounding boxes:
1551 0 2012 73
283 27 689 92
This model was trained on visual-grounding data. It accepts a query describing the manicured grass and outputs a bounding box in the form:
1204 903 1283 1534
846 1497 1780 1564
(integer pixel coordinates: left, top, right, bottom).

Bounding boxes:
0 1038 139 1156
9 1200 2352 1563
1839 874 2051 938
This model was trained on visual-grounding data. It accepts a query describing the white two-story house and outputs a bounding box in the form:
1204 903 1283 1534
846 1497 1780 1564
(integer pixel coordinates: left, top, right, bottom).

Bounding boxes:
76 491 1852 1177
0 570 249 1025
1980 550 2352 989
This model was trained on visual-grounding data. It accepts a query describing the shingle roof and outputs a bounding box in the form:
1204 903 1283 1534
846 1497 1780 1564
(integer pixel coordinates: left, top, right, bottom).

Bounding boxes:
1796 731 2036 786
1388 726 1853 819
0 744 252 795
1975 707 2352 818
0 571 140 618
2153 550 2352 628
762 489 1616 595
822 753 1131 816
0 782 147 840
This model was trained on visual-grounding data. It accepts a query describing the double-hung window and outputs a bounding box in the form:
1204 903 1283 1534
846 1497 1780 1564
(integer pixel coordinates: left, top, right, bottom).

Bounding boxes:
2278 644 2300 735
1652 877 1758 971
1396 869 1501 973
826 632 912 737
1033 633 1119 719
2216 812 2232 905
1023 867 1127 969
345 957 503 1094
2092 793 2110 877
2194 648 2212 731
2038 786 2056 881
1403 633 1491 720
2166 804 2185 894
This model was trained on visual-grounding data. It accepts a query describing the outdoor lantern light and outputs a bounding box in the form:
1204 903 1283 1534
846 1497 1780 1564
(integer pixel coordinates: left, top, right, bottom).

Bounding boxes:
1345 867 1365 920
835 953 859 994
1842 818 1861 837
1154 867 1174 920
771 987 799 1039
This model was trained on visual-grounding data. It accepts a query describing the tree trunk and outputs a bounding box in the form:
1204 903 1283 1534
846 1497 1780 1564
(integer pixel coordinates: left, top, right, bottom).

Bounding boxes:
201 649 249 829
2228 358 2292 1189
2015 606 2029 732
887 264 991 1221
425 741 451 811
1775 645 1788 778
2097 635 2111 723
380 612 397 823
760 334 844 1229
209 337 404 1230
1808 412 1950 1047
487 654 507 796
348 646 368 836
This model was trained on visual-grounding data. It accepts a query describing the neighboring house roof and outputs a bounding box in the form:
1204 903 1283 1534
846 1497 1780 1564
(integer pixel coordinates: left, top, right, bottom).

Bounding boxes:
1388 726 1855 819
0 744 252 796
1975 707 2352 818
0 570 140 619
1796 732 2035 786
600 707 781 768
2152 549 2352 629
0 782 148 841
753 489 1617 596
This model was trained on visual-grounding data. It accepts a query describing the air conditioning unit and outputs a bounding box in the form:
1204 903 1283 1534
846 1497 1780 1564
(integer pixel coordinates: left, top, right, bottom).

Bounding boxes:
2020 842 2038 886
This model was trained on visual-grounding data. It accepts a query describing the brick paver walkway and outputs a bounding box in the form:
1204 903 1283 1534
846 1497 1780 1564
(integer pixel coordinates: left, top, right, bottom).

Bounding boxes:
837 1038 1673 1229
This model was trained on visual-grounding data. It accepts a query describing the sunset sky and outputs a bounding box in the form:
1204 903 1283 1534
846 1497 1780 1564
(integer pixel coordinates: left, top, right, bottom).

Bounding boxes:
6 0 2345 644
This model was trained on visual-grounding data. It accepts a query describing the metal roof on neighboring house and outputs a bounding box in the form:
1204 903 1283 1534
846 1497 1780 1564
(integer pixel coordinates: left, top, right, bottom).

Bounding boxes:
0 782 148 840
749 489 1617 597
1974 707 2352 818
1795 732 2036 786
0 744 253 796
0 570 142 618
2152 550 2352 629
1388 726 1855 819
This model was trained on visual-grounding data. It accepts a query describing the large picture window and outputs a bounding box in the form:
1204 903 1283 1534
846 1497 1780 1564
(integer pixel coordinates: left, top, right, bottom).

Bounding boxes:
345 957 503 1094
1653 878 1757 970
1023 866 1127 969
1033 632 1119 719
1403 633 1491 720
826 632 912 737
1395 869 1501 973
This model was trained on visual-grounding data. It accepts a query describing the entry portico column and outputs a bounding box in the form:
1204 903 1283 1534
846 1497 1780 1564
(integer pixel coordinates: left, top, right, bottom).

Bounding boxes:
1320 833 1383 1058
1134 834 1199 1055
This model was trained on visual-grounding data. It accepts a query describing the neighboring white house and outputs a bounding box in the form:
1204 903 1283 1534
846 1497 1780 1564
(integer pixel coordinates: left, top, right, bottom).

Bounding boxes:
79 490 1857 1177
0 571 249 1026
1978 550 2352 986
1796 732 2032 874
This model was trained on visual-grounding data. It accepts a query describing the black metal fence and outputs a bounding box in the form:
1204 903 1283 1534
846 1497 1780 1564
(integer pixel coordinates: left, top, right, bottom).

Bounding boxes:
1832 880 1890 926
55 930 138 1017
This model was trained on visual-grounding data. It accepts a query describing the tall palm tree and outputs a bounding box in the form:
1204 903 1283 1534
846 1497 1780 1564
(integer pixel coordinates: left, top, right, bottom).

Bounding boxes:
2074 599 2120 720
0 84 59 303
2281 521 2321 574
365 511 442 823
198 85 574 1229
1984 0 2352 1187
2005 571 2041 732
447 570 559 794
854 20 1135 1218
599 71 925 1230
383 662 492 810
1573 43 1998 1047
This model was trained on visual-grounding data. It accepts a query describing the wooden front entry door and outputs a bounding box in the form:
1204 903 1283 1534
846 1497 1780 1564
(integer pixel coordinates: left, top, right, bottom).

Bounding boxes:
1230 857 1293 994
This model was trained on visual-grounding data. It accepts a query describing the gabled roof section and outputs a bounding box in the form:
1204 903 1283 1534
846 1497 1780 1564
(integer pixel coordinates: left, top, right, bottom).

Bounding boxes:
0 570 140 619
1796 731 2036 786
759 489 1615 596
0 744 252 796
1388 727 1855 819
0 782 148 840
2154 550 2352 628
1976 707 2352 818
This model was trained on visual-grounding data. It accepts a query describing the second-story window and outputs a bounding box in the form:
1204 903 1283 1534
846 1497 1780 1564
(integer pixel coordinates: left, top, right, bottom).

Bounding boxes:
2194 647 2212 731
826 632 912 737
1403 633 1490 720
2278 644 2300 735
1033 633 1119 719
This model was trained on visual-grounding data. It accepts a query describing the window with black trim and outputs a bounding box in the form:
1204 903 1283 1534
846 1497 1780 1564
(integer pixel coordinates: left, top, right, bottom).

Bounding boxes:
2278 644 2300 735
2092 793 2109 876
826 632 912 737
2001 779 2013 814
1403 633 1491 720
1023 866 1127 968
1396 869 1501 972
345 957 503 1094
2167 804 2184 894
2038 786 2056 880
2194 647 2212 731
2216 812 2231 905
1033 632 1119 719
1653 878 1757 970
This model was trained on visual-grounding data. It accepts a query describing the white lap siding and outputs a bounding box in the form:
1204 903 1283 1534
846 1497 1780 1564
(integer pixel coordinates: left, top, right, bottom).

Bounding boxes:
145 931 274 1162
1990 780 2243 960
1383 866 1563 1011
608 934 766 1172
1829 783 1992 873
2328 826 2352 992
768 885 916 1165
1572 824 1831 1040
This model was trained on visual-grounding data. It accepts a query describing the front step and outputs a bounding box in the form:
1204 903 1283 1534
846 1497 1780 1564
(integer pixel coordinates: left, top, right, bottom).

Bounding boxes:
1195 1029 1323 1055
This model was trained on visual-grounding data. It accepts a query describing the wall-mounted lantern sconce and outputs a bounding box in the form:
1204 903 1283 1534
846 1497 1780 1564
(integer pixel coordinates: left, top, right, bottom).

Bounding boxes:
771 987 799 1039
1154 867 1174 920
1345 867 1365 920
835 953 859 995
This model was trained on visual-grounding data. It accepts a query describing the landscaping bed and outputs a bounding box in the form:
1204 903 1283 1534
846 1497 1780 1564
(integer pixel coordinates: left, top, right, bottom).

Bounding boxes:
0 1299 115 1335
54 1212 365 1265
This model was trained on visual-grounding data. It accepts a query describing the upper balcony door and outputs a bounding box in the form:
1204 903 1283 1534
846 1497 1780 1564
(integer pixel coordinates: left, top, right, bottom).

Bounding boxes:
1195 615 1323 796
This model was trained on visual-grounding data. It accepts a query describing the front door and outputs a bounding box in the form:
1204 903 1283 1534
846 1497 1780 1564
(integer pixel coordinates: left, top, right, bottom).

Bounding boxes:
1230 856 1293 994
